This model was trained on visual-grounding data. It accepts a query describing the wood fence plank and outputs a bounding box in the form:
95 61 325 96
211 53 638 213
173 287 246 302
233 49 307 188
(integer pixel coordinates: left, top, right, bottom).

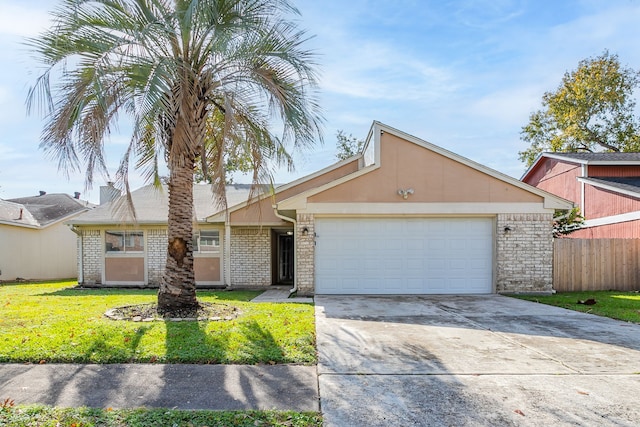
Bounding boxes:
553 238 640 292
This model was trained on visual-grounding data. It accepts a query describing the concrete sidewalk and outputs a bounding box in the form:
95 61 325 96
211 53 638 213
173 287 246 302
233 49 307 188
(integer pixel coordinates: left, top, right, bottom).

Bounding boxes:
0 363 318 411
250 289 313 303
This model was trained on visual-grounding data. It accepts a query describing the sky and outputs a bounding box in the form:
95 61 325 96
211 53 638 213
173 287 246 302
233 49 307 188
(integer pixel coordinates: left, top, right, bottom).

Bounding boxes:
2 0 640 204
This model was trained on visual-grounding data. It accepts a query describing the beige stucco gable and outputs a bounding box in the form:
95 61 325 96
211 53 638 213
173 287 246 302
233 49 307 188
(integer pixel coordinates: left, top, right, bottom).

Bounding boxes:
276 122 572 212
309 131 542 204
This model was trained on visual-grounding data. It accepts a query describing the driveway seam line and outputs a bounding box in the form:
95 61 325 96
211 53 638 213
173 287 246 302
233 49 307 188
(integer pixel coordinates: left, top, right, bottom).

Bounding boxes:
434 303 583 374
491 330 583 373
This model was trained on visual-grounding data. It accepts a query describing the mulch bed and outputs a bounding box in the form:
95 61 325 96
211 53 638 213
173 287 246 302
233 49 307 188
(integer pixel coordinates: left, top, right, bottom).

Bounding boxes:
104 302 240 322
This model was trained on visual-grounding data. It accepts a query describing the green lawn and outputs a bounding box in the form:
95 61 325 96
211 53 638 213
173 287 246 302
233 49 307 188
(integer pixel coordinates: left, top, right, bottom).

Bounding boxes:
0 280 316 364
511 290 640 323
0 405 322 427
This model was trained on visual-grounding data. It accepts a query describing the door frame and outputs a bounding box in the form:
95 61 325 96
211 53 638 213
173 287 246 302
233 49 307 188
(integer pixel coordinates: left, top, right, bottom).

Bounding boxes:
271 228 294 285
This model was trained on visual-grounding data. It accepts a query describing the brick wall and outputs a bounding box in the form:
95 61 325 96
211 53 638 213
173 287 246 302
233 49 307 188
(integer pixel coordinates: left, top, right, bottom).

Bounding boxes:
147 228 167 285
230 227 271 287
81 229 102 285
295 214 315 295
496 213 554 293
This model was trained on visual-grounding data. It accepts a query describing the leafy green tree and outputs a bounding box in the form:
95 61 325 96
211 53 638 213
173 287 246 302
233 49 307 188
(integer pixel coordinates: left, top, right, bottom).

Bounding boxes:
520 51 640 166
553 207 585 238
27 0 322 314
193 110 268 184
335 130 364 160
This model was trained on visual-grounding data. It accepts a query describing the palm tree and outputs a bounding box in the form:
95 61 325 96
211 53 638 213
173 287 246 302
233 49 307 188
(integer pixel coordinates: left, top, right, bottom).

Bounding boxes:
27 0 322 314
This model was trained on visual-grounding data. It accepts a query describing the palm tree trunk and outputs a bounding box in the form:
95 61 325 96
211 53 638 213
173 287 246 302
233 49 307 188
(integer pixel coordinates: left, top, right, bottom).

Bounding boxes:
158 146 198 313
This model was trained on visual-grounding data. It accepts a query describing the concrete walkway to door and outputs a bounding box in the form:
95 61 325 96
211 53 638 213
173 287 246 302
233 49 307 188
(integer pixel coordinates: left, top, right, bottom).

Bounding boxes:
315 295 640 426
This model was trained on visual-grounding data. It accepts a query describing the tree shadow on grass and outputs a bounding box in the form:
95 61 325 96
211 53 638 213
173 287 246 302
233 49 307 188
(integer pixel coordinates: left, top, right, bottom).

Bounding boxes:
79 325 154 363
236 320 285 364
0 279 76 287
164 319 230 364
37 288 260 302
163 318 284 364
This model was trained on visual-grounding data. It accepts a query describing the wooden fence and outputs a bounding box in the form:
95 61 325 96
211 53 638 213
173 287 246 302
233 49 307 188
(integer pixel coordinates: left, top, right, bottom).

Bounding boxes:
553 238 640 292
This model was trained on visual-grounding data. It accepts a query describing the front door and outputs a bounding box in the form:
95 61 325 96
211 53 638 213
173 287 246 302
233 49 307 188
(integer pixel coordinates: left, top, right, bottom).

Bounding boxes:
278 234 294 284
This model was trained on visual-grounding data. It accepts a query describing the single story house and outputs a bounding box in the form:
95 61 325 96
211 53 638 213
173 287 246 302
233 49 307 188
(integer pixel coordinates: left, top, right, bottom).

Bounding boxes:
0 192 91 281
69 121 571 295
522 152 640 238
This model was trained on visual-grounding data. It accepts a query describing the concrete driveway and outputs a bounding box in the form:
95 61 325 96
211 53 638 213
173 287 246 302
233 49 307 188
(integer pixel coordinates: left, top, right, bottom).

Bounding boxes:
315 295 640 426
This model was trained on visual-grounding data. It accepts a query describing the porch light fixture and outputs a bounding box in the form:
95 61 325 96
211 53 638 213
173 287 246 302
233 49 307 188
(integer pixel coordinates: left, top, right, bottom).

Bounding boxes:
504 226 512 233
397 188 414 199
302 227 309 236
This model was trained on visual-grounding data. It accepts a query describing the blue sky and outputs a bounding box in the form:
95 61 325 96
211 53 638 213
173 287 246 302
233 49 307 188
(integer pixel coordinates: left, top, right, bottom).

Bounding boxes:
2 0 640 203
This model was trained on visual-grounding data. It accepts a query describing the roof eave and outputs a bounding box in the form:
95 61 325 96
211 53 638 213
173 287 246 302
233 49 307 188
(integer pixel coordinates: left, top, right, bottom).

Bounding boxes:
577 177 640 199
205 156 363 221
68 219 212 227
584 160 640 166
524 153 640 174
0 220 40 229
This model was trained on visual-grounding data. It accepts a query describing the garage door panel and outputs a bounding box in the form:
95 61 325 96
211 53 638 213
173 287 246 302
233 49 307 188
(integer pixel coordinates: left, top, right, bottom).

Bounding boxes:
405 278 423 292
406 240 424 251
315 217 493 294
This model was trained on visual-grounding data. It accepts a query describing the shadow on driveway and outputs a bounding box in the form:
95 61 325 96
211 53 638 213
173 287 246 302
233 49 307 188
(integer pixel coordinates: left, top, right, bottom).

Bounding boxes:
315 294 640 426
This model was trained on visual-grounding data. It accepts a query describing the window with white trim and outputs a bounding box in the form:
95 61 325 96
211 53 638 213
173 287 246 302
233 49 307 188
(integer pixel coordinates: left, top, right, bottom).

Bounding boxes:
193 230 220 253
105 231 144 253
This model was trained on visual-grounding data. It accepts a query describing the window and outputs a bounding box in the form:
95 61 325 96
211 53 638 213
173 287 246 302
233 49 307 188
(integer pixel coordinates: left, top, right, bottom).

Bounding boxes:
105 231 144 253
194 230 220 253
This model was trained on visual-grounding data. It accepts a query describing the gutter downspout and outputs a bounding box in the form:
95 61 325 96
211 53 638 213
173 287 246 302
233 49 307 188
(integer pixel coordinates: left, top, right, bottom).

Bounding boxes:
224 210 232 288
69 225 83 285
581 164 588 217
272 205 297 294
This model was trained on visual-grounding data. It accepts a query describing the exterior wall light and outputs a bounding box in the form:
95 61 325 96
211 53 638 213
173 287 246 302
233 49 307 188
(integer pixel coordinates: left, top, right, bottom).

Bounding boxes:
397 188 414 199
302 227 309 236
504 226 512 233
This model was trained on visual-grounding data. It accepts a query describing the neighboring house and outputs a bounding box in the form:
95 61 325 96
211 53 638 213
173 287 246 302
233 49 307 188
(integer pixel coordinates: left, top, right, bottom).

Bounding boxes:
522 152 640 238
0 192 91 281
69 121 571 295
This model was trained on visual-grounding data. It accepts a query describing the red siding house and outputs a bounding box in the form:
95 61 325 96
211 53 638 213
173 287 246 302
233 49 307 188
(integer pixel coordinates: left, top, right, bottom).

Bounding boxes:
522 153 640 238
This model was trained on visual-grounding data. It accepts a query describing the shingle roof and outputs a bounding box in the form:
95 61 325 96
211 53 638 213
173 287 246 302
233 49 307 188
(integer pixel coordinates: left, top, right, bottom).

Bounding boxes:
1 193 90 228
581 177 640 196
68 184 261 225
544 152 640 162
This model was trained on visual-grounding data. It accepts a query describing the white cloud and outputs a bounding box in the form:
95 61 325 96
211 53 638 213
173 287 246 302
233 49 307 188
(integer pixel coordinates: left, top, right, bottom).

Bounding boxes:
547 3 640 54
318 40 459 103
465 84 548 127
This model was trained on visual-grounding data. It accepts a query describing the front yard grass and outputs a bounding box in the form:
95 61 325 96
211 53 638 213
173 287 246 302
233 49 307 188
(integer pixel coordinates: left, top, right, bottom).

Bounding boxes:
0 405 322 427
511 290 640 323
0 280 316 364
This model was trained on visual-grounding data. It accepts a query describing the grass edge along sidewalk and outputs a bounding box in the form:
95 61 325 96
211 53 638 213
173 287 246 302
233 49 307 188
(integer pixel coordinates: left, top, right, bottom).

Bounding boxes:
0 280 316 365
0 404 322 427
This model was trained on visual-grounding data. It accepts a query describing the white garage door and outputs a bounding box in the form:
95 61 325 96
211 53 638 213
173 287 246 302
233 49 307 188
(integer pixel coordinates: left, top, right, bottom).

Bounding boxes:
315 217 493 294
